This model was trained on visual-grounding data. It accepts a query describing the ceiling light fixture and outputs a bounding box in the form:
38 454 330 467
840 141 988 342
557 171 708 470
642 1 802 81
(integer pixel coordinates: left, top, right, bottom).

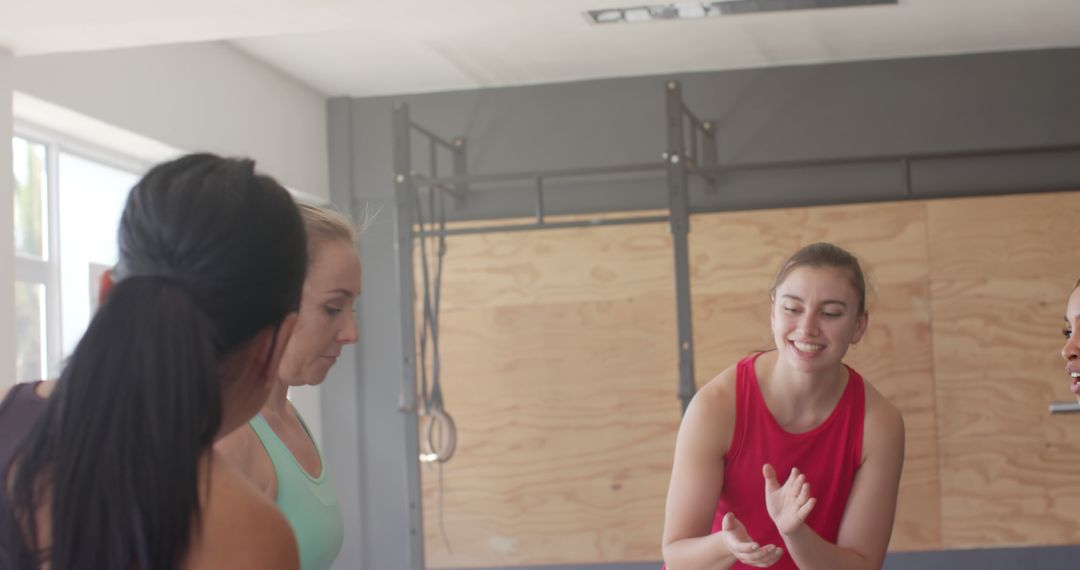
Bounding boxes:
585 0 897 25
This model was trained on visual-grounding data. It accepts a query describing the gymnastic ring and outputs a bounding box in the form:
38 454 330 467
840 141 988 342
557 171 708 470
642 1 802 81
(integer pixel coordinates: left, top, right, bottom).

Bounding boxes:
420 409 457 463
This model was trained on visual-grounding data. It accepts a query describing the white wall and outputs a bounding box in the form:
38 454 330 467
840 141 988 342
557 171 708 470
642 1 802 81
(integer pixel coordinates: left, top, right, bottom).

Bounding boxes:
1 49 14 389
13 41 330 202
7 42 328 429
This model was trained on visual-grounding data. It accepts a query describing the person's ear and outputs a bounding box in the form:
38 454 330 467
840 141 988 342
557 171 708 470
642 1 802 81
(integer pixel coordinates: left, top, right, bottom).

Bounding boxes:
98 269 114 306
851 311 869 346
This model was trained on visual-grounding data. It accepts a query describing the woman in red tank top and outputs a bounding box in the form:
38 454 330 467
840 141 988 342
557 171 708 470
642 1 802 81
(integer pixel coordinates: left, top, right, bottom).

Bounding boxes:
662 243 905 570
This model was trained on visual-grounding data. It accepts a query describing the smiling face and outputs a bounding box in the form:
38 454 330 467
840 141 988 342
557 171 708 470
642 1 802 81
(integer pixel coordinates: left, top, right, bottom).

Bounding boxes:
770 265 868 375
278 238 362 387
1059 285 1080 401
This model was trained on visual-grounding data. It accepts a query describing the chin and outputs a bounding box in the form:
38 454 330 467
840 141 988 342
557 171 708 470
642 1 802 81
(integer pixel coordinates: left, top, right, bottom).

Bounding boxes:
302 368 332 387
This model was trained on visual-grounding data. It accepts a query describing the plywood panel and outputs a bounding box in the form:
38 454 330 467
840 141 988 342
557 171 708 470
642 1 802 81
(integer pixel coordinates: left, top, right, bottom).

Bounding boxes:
421 297 679 567
927 192 1080 281
420 221 678 567
690 201 931 295
428 218 673 311
421 190 1080 567
928 191 1080 548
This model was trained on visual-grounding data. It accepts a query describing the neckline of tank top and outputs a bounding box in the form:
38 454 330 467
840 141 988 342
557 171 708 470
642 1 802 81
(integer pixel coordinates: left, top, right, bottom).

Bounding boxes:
748 352 857 439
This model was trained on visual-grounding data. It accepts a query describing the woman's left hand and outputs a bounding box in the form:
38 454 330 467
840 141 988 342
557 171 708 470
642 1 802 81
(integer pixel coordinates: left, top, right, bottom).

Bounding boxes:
762 464 816 536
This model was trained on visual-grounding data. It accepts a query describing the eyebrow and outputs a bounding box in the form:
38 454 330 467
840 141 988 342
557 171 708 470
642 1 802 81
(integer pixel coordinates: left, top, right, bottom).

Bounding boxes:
324 288 357 298
780 294 848 308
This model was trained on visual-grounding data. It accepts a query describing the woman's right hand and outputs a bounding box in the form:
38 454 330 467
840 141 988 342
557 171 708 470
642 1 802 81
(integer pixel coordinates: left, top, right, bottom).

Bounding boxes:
719 512 784 567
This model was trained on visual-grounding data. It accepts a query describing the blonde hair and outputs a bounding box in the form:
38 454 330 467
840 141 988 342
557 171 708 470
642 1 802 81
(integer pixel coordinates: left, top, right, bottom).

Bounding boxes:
297 203 357 264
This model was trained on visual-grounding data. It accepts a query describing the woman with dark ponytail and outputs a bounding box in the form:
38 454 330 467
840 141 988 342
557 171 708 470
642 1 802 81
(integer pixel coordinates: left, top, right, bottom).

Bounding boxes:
0 153 308 570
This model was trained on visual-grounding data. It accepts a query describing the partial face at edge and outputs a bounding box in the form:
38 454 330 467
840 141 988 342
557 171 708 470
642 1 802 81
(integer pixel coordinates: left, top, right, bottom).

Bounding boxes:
1060 287 1080 400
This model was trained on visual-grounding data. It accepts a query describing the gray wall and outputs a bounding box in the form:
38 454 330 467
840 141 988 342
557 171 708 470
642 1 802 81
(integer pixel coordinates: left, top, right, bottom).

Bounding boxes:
326 48 1080 569
14 42 330 200
1 49 15 387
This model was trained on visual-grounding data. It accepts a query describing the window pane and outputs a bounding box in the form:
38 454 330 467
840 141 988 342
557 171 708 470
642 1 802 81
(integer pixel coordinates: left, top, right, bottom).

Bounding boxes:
59 152 138 355
12 137 48 260
15 281 46 382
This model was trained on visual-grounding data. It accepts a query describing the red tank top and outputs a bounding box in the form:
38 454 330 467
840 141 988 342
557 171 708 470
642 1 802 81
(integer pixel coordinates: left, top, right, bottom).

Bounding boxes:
711 353 864 569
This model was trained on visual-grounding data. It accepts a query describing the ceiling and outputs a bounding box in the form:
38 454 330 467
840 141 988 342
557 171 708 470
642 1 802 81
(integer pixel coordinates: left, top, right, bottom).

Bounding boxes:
4 0 1080 97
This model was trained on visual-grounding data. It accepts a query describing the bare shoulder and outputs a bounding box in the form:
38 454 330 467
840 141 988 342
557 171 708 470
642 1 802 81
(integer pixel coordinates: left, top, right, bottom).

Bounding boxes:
189 458 298 570
214 424 276 498
0 380 56 406
215 423 259 466
863 381 904 431
693 362 739 410
679 363 740 452
861 380 905 461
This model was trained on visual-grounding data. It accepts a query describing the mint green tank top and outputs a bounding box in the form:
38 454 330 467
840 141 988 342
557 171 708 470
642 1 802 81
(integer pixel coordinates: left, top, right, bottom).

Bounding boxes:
250 412 344 570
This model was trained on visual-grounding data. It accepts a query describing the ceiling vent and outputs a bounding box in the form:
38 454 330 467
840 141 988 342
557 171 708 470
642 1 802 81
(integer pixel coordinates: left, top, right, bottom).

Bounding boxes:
586 0 898 24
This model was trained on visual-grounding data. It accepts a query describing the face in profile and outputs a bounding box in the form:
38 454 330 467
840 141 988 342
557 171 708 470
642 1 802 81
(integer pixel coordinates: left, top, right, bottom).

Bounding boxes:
1060 286 1080 402
278 239 362 386
770 265 867 374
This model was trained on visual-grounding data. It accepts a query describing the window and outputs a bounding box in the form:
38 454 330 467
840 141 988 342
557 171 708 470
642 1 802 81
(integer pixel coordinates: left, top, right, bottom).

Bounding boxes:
12 129 143 381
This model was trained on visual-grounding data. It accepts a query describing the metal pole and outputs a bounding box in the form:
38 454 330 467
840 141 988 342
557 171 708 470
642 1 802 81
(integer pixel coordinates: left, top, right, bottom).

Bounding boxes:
391 102 426 570
409 121 458 151
902 158 912 196
452 138 468 209
666 81 697 416
702 120 719 194
415 214 671 238
413 161 665 187
535 177 545 225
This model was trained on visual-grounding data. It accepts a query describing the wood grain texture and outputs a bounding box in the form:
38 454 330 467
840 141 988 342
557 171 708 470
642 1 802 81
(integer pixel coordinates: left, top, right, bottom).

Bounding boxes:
419 222 679 568
417 191 1080 567
425 217 673 311
927 191 1080 548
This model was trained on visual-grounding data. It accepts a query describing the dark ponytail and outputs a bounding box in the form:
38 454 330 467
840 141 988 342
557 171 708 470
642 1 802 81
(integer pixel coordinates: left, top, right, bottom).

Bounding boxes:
11 154 307 569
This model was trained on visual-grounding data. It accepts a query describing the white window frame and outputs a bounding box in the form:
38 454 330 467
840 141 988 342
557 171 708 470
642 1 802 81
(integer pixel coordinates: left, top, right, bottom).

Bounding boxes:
13 122 150 378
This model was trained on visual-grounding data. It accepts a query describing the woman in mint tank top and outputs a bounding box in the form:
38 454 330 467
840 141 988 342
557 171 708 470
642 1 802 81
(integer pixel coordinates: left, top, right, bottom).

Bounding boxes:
218 204 360 570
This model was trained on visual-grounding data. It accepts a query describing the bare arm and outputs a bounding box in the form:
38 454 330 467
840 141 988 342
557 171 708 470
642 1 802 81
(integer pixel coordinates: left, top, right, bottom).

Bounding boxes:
235 503 300 570
662 367 783 570
193 459 297 570
779 387 906 570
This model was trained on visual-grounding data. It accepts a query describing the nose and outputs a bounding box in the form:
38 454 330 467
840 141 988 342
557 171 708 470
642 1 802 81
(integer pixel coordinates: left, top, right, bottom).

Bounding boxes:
1062 334 1079 363
338 309 359 345
798 311 820 336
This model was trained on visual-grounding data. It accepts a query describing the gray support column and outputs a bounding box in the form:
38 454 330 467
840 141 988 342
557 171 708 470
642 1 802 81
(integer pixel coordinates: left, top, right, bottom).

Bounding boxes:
327 97 428 570
1 49 15 387
664 81 697 415
391 103 426 570
324 97 366 569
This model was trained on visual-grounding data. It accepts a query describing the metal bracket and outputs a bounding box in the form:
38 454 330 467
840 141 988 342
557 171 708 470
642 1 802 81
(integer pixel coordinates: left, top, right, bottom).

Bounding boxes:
1049 401 1080 414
